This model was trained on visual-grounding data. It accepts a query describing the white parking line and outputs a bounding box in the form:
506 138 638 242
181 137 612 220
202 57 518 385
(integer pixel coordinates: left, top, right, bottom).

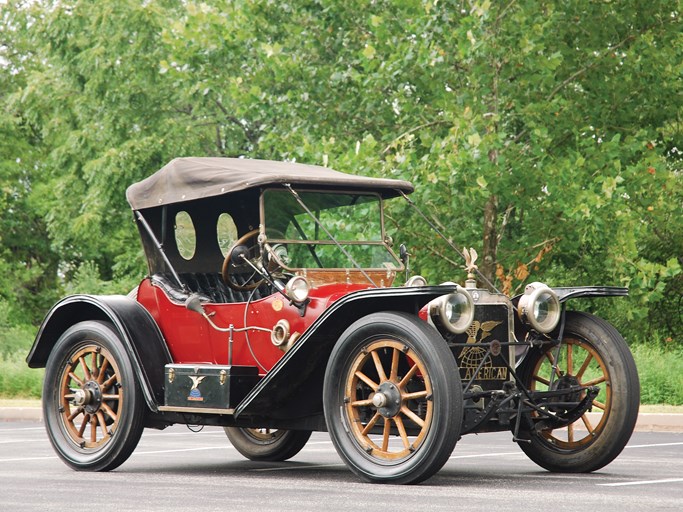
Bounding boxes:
0 427 45 432
133 446 232 455
0 455 57 462
598 478 683 487
625 442 683 449
450 451 522 459
251 463 345 472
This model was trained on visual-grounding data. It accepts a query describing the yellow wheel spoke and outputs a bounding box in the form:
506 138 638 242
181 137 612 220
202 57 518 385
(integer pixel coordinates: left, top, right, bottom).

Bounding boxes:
389 347 400 382
371 351 387 383
67 407 84 422
394 416 410 450
78 415 89 438
592 399 606 411
381 419 391 452
581 413 594 433
361 412 382 436
96 411 108 439
68 372 84 386
101 402 118 422
583 375 606 387
533 375 550 386
398 364 418 388
576 353 594 380
567 422 574 444
402 390 429 401
401 406 425 428
350 398 374 408
102 375 117 392
97 359 110 385
80 356 92 381
567 344 574 375
90 415 97 443
355 371 379 391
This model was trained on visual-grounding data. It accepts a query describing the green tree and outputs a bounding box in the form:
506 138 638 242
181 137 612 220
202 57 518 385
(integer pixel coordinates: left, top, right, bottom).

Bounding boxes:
2 0 681 345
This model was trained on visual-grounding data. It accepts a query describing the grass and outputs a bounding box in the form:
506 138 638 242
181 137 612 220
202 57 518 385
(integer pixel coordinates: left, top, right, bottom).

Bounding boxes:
0 351 43 399
631 343 683 406
3 339 683 406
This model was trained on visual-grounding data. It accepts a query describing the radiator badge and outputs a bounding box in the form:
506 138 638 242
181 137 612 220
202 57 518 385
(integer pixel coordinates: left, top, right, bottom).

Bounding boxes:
459 320 508 381
188 375 206 402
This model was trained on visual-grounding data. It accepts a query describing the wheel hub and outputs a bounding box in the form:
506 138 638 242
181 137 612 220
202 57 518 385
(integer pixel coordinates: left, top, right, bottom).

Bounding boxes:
549 374 582 413
373 381 402 417
72 380 103 414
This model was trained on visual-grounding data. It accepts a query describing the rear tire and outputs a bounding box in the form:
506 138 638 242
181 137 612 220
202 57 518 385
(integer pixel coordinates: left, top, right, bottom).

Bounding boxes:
323 312 462 484
42 321 145 471
516 311 639 472
224 427 311 461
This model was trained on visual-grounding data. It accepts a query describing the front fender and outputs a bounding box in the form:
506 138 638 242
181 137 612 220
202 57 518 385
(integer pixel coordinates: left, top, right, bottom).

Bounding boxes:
551 286 628 302
511 285 628 342
512 286 628 305
27 294 172 412
234 285 457 424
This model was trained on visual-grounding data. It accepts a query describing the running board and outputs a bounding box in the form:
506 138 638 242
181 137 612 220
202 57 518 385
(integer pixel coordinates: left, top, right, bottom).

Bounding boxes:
158 405 235 415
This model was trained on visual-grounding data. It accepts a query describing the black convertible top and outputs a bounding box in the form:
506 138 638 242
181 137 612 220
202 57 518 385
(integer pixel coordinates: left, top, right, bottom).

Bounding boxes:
126 157 414 210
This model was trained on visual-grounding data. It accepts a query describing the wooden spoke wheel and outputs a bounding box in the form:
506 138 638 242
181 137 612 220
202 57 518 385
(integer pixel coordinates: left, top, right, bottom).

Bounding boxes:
59 344 123 449
42 321 145 471
528 337 611 449
344 339 434 460
224 427 311 461
517 312 640 472
323 312 462 484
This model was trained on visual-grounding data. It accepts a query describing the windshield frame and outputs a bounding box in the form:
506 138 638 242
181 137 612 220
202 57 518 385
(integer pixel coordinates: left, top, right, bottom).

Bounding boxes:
259 186 403 273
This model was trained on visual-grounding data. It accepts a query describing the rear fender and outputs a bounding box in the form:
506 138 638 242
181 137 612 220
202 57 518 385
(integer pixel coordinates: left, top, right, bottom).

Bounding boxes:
26 294 172 412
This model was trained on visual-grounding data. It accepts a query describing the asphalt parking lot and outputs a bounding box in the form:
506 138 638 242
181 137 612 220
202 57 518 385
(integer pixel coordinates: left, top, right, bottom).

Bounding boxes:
1 421 681 512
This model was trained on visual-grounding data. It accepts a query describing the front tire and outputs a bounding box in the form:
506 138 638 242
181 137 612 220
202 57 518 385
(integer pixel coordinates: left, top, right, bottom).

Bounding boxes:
224 427 311 461
517 311 639 472
42 321 145 471
323 312 462 484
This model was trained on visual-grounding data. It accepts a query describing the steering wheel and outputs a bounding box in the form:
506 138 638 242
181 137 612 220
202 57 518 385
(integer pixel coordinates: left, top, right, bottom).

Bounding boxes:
221 229 264 291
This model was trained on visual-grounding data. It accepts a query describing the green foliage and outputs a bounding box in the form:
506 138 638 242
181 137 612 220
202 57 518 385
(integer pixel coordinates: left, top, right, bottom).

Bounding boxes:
632 343 683 406
0 300 41 398
0 301 36 358
0 0 681 352
0 354 43 399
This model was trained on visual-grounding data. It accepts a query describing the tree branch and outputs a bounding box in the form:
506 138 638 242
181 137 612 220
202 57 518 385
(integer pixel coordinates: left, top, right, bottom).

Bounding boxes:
546 32 637 103
382 120 450 154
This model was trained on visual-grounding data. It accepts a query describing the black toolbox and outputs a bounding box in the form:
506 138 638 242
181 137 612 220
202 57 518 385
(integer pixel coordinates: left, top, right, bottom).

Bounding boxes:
164 364 260 409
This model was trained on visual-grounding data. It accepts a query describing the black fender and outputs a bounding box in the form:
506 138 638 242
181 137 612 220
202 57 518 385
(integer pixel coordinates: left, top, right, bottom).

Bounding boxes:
26 294 172 412
512 285 628 305
234 285 457 424
511 285 628 343
551 286 628 302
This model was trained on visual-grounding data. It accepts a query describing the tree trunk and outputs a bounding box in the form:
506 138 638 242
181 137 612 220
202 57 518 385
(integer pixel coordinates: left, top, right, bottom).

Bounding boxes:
481 194 498 285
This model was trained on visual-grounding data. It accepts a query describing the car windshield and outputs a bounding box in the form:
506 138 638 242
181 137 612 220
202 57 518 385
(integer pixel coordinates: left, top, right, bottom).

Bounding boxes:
262 189 400 270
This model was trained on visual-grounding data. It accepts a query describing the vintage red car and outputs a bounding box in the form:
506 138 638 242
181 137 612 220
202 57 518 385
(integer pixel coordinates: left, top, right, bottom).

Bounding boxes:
27 157 639 484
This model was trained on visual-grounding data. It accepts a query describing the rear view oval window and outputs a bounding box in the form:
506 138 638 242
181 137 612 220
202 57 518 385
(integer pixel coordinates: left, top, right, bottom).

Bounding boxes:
175 211 196 260
217 213 238 256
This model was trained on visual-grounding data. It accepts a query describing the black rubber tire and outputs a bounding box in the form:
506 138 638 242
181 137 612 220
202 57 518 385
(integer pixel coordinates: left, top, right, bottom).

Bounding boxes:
323 311 462 484
517 311 640 472
224 427 312 461
42 321 146 471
